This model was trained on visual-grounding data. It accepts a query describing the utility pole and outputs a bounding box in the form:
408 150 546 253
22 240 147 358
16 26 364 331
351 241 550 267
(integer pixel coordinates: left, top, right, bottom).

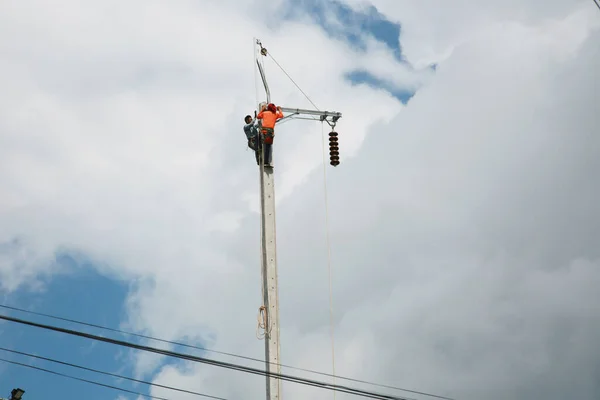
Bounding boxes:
253 38 342 400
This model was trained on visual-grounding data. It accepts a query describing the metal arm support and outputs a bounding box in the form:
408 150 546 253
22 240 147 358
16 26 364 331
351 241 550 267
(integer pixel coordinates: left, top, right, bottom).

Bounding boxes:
254 38 342 130
279 107 342 129
256 59 271 104
279 107 341 118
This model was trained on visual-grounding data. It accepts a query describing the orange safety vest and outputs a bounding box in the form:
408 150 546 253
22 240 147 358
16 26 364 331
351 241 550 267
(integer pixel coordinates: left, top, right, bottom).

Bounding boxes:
256 109 283 129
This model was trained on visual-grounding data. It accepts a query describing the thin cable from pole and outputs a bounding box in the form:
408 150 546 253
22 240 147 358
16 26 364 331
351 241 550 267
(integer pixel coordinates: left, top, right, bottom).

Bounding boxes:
0 346 227 400
0 313 416 400
0 357 169 400
0 304 454 400
0 304 453 399
593 0 600 11
321 121 337 399
266 51 320 111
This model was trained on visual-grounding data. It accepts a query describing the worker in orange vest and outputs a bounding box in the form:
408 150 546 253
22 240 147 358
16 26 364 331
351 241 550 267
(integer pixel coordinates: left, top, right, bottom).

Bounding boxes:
256 103 284 167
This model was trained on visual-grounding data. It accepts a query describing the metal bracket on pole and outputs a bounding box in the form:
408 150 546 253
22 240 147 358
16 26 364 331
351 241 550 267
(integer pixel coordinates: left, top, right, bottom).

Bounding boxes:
257 39 268 57
279 107 342 131
254 38 343 130
256 40 270 105
276 106 343 166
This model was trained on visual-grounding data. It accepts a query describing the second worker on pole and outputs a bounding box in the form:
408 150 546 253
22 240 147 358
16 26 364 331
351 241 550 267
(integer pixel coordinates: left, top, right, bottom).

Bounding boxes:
256 103 284 168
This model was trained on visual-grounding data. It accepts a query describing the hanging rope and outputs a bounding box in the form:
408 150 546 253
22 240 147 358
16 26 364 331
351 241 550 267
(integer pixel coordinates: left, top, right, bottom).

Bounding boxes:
257 175 269 341
264 42 338 397
321 122 337 398
256 305 273 340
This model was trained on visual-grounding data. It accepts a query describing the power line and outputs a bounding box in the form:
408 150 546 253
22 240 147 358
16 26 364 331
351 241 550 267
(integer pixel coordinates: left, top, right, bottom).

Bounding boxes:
0 346 227 400
0 312 413 400
594 0 600 11
0 357 168 400
0 303 454 400
264 50 320 111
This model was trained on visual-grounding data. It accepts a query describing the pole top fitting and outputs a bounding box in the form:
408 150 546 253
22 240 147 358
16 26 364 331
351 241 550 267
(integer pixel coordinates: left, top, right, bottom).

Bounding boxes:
256 39 268 56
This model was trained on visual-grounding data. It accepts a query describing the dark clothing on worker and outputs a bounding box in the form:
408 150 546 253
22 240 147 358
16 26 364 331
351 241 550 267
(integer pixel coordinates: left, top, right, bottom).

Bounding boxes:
244 117 261 165
244 118 259 140
260 127 273 165
264 143 272 165
250 137 261 165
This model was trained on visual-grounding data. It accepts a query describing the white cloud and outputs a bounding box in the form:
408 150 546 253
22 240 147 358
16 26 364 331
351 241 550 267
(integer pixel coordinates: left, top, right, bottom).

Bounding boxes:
343 0 595 68
1 0 600 399
0 0 404 376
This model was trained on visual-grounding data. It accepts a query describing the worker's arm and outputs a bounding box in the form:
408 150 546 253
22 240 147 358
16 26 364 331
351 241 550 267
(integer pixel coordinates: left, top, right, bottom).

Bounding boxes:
276 110 284 120
256 111 264 119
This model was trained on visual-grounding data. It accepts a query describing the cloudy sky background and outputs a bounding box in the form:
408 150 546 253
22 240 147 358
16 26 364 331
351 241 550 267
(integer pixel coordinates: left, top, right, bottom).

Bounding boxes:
0 0 599 399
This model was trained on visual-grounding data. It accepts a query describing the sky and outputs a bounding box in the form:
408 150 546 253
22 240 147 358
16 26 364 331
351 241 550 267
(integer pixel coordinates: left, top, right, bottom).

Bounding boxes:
0 1 599 400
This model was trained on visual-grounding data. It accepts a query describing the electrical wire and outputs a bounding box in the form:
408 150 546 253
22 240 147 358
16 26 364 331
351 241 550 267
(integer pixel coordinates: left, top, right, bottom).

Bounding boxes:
0 312 414 400
0 357 169 400
260 41 453 400
267 47 339 400
321 120 337 399
593 0 600 11
266 51 320 111
0 346 227 400
0 301 455 399
264 46 338 134
0 42 455 400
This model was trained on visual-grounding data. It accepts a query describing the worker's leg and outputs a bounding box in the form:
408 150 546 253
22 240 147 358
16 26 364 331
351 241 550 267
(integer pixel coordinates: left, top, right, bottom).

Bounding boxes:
263 128 274 166
248 137 257 151
264 142 272 165
248 135 261 165
256 132 265 165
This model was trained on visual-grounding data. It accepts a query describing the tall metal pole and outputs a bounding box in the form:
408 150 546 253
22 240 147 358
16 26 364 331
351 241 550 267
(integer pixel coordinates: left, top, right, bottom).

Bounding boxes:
253 38 342 400
255 38 282 400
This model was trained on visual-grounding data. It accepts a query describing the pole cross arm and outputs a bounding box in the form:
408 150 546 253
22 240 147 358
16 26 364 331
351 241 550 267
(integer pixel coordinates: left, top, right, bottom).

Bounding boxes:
279 107 341 120
278 107 342 128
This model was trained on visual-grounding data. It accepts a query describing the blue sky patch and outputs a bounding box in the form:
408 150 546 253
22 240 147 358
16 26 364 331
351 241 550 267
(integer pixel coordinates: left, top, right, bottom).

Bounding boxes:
283 0 403 60
345 70 416 104
0 250 214 400
0 256 146 400
281 0 432 103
